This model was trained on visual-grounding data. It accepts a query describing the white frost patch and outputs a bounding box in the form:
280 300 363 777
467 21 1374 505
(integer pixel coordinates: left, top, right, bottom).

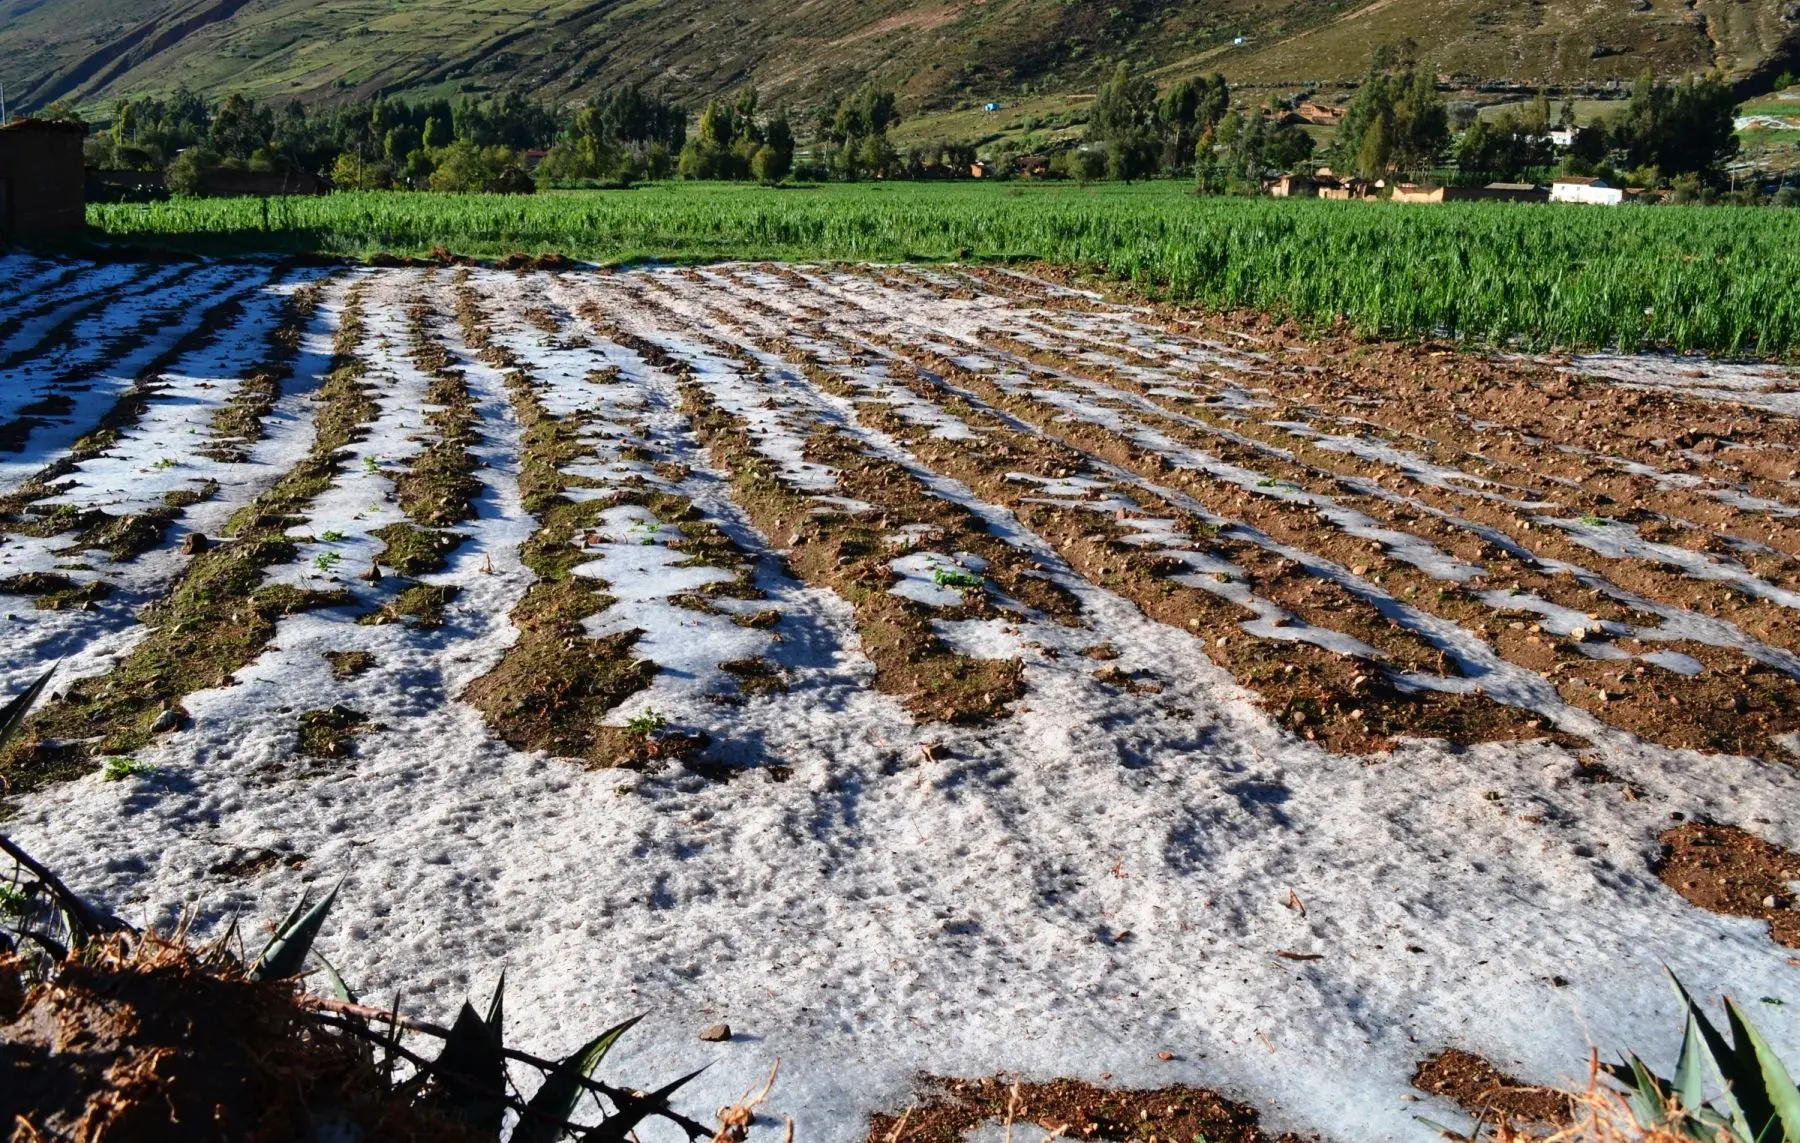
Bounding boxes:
1566 353 1800 416
888 550 984 608
7 264 1800 1143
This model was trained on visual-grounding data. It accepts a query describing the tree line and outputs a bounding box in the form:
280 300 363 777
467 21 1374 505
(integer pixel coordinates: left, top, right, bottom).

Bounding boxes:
84 86 689 193
73 83 915 193
56 42 1752 197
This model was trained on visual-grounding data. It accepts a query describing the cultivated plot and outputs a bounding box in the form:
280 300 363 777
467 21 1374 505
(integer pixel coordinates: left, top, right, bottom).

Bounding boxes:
2 259 1798 1141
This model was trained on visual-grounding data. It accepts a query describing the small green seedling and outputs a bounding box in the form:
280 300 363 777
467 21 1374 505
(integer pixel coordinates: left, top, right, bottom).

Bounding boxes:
931 566 983 589
314 551 343 573
321 529 346 543
152 457 177 471
1579 513 1609 527
0 883 30 916
624 709 666 738
364 456 380 473
102 756 156 782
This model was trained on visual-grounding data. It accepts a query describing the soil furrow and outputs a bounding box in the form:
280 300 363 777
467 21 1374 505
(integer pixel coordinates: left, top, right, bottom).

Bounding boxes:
457 280 742 766
744 267 1800 761
581 287 1081 726
0 282 373 795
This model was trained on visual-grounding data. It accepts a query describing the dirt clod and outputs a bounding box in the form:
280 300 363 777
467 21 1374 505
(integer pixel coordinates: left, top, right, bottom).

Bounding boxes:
1657 822 1800 947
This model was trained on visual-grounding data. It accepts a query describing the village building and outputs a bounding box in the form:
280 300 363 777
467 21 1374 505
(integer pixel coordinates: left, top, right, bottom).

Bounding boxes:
1550 176 1624 205
0 118 87 235
1388 181 1549 204
1313 171 1374 199
1297 100 1346 126
1268 173 1318 197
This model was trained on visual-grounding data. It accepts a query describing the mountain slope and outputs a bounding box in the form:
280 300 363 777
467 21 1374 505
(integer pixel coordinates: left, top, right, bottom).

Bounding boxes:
2 0 1795 116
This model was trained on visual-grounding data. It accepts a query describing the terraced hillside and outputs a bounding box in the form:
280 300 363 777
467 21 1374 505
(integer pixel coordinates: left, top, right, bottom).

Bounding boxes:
3 0 1794 115
2 257 1798 1137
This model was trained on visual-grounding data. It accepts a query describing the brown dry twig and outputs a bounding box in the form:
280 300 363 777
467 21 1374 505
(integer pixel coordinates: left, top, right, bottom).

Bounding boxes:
714 1058 780 1143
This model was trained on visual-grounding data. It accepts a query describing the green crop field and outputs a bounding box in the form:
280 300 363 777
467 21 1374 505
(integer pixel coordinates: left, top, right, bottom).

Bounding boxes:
86 181 1800 356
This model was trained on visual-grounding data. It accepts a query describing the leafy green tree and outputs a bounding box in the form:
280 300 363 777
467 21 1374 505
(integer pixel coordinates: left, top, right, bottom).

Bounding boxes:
1607 69 1739 183
1334 43 1448 179
426 141 530 193
1264 118 1315 171
166 147 218 196
209 94 272 161
1087 62 1160 180
1455 108 1551 181
753 111 795 183
330 151 393 190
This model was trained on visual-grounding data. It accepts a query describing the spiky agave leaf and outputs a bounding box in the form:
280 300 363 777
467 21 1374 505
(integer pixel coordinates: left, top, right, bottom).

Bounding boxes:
514 1014 645 1143
314 950 357 1004
1722 997 1800 1143
423 977 508 1136
1675 1009 1709 1116
1668 970 1761 1143
248 876 342 982
1602 1055 1680 1132
583 1065 709 1143
0 665 56 751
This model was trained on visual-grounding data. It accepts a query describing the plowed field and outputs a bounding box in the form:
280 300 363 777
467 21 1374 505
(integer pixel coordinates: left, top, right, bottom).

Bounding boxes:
3 256 1798 1139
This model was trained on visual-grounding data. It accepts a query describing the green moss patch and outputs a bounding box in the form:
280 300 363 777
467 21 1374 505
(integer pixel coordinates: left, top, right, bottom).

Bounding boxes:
358 582 460 630
368 523 465 576
322 650 376 679
296 705 370 759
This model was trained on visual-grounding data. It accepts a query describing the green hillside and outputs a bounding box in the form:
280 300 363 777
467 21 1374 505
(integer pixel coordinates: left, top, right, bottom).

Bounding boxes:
1 0 1795 119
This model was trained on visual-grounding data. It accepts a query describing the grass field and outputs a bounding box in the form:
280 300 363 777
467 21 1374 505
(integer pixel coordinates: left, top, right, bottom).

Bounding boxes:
87 181 1800 355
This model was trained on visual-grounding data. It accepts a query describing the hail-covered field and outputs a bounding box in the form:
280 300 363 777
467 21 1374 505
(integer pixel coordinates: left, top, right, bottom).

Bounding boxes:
2 254 1799 1140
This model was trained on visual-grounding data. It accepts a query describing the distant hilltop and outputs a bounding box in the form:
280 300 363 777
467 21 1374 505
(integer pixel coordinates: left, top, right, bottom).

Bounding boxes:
1 0 1795 117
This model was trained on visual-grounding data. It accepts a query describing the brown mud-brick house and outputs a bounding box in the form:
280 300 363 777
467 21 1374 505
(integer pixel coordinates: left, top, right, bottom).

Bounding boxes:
0 119 88 236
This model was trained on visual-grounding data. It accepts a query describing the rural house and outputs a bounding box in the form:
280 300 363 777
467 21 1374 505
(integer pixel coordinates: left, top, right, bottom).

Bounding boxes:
1314 171 1374 199
0 119 87 235
1389 182 1549 204
1550 176 1624 205
1268 173 1318 197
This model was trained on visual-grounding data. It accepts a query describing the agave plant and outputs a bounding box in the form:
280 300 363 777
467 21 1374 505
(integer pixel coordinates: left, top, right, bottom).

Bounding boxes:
1 666 124 973
0 668 730 1142
259 882 715 1141
1606 972 1800 1143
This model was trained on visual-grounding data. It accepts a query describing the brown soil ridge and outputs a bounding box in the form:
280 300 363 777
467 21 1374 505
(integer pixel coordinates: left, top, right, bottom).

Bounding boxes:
791 331 1557 753
582 298 1074 725
1 282 375 795
0 271 286 563
977 327 1800 689
395 283 484 528
868 330 1800 763
1657 822 1800 948
670 355 1048 726
867 1074 1310 1143
458 285 749 768
198 280 325 465
1412 1049 1574 1129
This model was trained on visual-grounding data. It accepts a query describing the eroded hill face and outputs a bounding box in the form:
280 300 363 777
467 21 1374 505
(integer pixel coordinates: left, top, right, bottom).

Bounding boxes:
3 0 1793 115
